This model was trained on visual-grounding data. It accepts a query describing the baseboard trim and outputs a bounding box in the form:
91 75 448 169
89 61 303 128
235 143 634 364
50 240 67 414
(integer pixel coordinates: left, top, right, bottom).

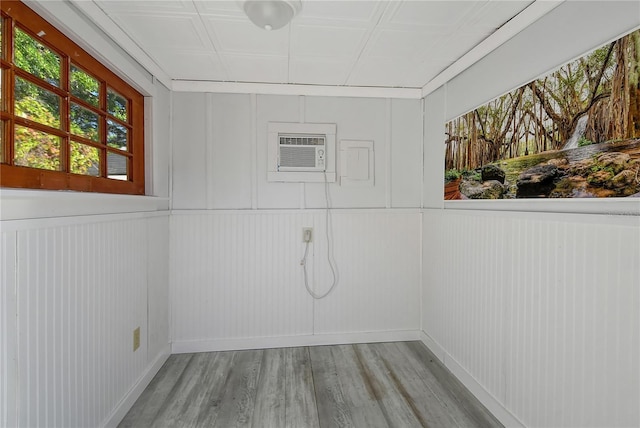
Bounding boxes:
420 332 524 428
172 330 421 354
102 344 171 428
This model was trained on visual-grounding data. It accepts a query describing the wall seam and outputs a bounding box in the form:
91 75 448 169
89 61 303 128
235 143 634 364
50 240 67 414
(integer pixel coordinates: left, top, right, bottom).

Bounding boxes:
250 94 258 209
205 93 215 209
386 99 392 208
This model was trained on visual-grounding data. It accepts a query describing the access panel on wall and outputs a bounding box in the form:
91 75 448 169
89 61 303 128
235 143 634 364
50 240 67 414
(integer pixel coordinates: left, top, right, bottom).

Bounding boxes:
444 28 640 200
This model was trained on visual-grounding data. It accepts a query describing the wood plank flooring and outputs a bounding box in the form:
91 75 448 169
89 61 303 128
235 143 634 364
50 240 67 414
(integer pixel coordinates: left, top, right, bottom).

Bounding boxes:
119 341 502 428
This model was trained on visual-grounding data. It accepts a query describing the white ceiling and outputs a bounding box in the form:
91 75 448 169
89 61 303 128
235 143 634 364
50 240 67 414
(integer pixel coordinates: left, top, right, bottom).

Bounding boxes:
87 0 535 89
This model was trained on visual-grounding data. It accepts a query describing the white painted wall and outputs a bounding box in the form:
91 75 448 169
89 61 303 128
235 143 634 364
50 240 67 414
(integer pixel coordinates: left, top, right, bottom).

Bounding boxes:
0 213 170 427
421 2 640 427
0 4 172 427
170 92 424 351
422 210 639 428
170 210 421 352
171 93 423 210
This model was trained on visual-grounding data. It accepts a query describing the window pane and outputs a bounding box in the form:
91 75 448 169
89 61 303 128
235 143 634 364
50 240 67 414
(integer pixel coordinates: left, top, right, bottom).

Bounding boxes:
15 76 61 128
70 103 99 142
14 125 60 170
107 88 128 121
107 151 128 180
107 119 128 150
70 141 99 176
0 17 3 60
70 65 99 107
14 27 60 87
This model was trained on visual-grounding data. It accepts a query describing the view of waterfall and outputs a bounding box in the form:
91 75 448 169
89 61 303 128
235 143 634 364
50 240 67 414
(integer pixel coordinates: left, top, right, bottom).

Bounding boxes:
563 115 589 149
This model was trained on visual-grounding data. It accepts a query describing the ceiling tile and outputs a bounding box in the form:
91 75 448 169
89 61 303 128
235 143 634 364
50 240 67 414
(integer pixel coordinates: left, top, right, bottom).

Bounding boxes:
365 28 441 59
222 54 288 83
467 1 533 29
297 0 385 23
386 1 484 27
111 13 210 50
193 1 245 17
348 56 420 87
291 24 369 57
289 57 353 85
87 0 534 88
203 17 289 55
401 58 453 87
150 50 227 81
428 30 494 61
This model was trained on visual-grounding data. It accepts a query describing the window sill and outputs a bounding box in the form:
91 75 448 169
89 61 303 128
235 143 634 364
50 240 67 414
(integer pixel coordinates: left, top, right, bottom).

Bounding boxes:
0 188 169 221
443 197 640 216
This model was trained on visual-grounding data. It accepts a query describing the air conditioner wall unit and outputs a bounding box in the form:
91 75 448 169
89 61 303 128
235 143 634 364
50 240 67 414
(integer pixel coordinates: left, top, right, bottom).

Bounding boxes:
267 122 336 182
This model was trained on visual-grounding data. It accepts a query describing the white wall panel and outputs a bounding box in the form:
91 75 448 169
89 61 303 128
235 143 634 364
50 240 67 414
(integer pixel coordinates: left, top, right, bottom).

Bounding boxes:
170 210 421 348
304 96 388 208
423 86 445 209
1 231 17 428
208 93 253 209
314 211 421 334
150 80 172 199
0 213 170 428
391 99 423 208
422 209 640 428
172 93 423 210
172 92 207 209
16 220 145 427
170 211 315 342
147 215 170 360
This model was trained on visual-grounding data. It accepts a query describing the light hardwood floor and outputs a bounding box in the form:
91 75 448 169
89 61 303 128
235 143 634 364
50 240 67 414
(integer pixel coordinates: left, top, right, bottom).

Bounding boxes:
119 341 502 428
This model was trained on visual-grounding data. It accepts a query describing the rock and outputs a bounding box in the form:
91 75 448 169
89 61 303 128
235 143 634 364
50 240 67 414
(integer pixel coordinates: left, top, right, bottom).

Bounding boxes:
595 152 630 174
609 169 637 188
550 176 588 198
569 159 594 176
459 179 505 199
621 186 640 197
547 158 569 169
481 164 506 183
587 170 614 186
516 164 560 197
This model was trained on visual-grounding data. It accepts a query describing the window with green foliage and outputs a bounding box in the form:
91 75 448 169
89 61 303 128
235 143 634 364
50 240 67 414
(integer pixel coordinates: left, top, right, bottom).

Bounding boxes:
0 0 144 194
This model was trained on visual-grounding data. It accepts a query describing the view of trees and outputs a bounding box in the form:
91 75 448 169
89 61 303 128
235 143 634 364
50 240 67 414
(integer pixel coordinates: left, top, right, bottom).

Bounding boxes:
10 25 128 176
445 29 640 172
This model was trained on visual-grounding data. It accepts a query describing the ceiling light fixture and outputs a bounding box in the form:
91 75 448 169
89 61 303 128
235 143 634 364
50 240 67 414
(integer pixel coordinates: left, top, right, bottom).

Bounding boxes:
242 0 302 31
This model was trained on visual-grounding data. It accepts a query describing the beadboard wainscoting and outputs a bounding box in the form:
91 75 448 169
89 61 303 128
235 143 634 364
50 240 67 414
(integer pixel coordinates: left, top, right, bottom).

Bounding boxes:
170 209 422 352
1 231 17 428
0 213 170 428
421 208 640 428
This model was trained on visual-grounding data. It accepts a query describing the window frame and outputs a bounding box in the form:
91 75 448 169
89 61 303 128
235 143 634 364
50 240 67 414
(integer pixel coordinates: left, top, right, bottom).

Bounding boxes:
0 0 144 195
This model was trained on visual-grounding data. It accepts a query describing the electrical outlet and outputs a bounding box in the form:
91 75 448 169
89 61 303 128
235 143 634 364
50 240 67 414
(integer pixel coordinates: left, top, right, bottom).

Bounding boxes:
133 327 140 352
303 227 313 243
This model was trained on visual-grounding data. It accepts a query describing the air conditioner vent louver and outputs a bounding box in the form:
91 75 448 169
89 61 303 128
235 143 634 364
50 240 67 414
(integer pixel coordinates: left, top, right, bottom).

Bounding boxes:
279 135 325 146
268 122 336 182
280 146 317 168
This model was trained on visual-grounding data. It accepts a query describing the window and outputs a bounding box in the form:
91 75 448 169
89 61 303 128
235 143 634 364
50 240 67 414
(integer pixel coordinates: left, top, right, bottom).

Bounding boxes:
0 0 144 194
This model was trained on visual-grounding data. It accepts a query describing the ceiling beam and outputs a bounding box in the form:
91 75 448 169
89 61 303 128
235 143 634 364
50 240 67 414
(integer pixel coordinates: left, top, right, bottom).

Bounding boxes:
421 0 564 98
172 80 422 99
